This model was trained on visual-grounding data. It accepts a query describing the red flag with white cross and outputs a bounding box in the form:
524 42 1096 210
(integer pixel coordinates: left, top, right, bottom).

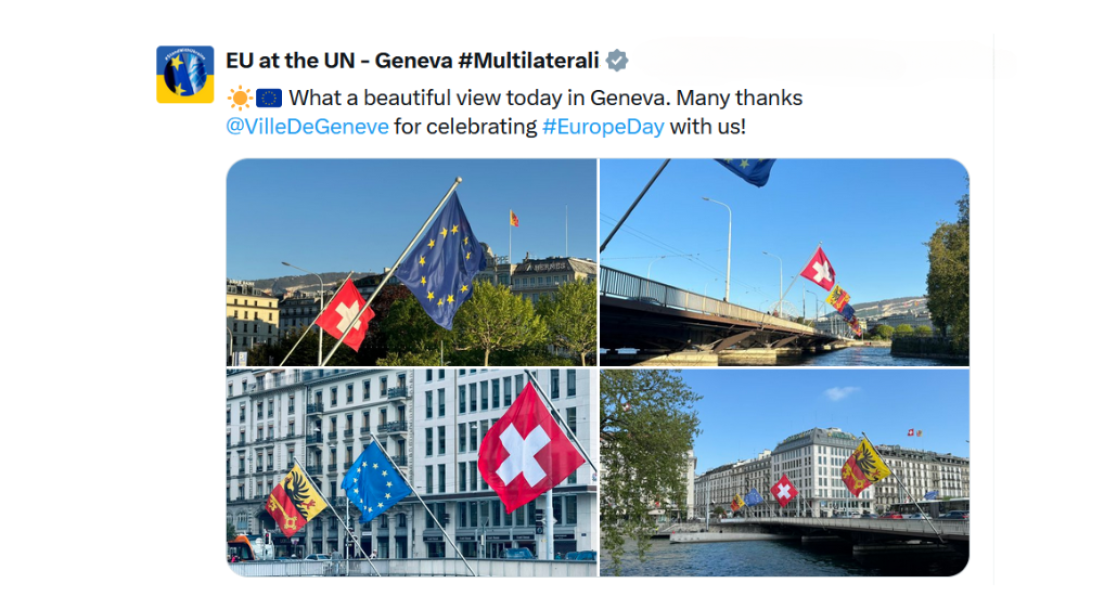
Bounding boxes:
800 246 836 291
770 474 799 508
478 381 586 513
313 278 374 352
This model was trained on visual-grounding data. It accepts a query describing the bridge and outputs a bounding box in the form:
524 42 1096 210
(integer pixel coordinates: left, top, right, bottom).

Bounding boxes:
667 517 969 554
230 558 596 577
599 267 849 365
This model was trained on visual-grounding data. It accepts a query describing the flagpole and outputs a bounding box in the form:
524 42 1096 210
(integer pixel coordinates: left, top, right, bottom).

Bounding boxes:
362 425 478 576
778 242 822 316
600 158 671 253
523 369 599 474
860 433 945 544
509 211 513 286
322 178 463 366
290 458 383 577
279 272 354 366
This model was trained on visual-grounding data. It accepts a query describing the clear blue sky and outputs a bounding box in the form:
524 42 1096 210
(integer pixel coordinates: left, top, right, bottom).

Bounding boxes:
228 159 597 279
681 369 970 474
600 159 968 311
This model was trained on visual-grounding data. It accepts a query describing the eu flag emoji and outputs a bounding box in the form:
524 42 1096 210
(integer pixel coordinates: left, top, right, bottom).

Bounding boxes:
342 443 411 523
156 46 214 103
394 191 488 330
256 88 283 108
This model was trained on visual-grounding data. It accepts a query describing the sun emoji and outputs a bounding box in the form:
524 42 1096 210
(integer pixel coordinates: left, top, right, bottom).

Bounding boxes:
228 86 253 111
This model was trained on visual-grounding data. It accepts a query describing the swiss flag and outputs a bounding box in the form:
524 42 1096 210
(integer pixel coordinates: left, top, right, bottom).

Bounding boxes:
800 247 836 291
908 429 915 437
478 382 586 513
770 474 798 508
313 279 374 352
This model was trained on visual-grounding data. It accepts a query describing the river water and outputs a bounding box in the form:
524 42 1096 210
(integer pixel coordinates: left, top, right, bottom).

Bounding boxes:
601 538 968 576
767 346 963 367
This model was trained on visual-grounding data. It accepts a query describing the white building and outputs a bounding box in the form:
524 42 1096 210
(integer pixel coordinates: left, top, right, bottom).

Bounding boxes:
408 368 598 559
874 444 970 511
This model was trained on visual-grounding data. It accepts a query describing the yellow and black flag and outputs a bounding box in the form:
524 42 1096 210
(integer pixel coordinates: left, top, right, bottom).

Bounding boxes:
842 438 892 497
731 494 745 512
265 464 327 537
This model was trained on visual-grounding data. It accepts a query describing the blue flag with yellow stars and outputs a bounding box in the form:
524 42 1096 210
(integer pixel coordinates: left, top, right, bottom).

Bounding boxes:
716 158 776 187
342 443 411 524
744 488 764 507
394 191 487 330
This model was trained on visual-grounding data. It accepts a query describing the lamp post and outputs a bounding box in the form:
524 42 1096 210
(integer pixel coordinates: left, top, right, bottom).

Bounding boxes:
702 197 732 302
647 255 667 280
805 289 821 323
762 251 783 316
282 261 324 366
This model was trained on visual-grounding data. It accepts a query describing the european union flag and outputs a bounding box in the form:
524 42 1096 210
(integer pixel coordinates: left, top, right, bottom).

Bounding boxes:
256 88 282 108
342 443 411 524
716 158 777 188
744 488 764 507
395 191 487 330
924 490 939 500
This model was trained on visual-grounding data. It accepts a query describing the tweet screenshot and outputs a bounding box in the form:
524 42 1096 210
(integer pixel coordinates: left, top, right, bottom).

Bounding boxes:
139 18 992 590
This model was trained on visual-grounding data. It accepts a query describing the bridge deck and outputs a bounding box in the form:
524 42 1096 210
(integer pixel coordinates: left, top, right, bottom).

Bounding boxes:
721 517 969 542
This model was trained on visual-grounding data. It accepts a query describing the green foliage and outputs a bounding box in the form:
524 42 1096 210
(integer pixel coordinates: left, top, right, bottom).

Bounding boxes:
926 191 970 346
895 324 915 337
536 280 598 366
376 350 442 366
713 506 727 517
915 325 933 337
375 294 451 365
227 522 237 542
872 324 894 340
451 282 546 366
600 370 702 576
248 326 360 366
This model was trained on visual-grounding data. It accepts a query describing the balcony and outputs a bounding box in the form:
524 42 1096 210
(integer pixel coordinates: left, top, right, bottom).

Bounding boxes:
307 403 323 415
377 421 408 435
392 455 408 467
385 386 410 400
360 427 371 439
305 465 323 476
306 433 323 445
344 429 354 438
328 464 338 473
328 431 338 440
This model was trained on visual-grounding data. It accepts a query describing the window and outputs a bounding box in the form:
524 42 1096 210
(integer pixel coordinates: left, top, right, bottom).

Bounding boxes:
515 374 524 397
491 380 500 408
426 370 433 382
438 389 445 417
438 464 446 493
470 461 478 491
439 370 445 380
425 391 433 419
425 466 433 494
346 384 353 403
551 370 560 397
363 380 371 401
459 462 467 491
567 370 577 396
438 427 446 455
566 407 577 438
330 387 337 406
425 428 433 456
504 378 512 406
480 382 488 410
469 383 477 412
470 424 478 451
459 387 466 414
458 423 466 452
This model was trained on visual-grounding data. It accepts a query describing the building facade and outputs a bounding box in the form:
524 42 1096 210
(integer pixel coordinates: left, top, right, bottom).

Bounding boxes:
278 293 321 337
227 280 280 355
873 444 970 511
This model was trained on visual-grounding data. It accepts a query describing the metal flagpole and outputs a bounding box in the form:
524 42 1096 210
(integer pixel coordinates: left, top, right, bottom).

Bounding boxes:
362 426 478 576
778 242 822 313
322 178 463 366
600 158 671 253
290 458 382 577
279 272 354 366
860 433 945 544
523 369 598 474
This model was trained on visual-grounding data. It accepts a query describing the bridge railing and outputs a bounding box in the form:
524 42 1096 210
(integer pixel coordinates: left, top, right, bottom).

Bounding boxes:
229 558 597 577
600 267 822 336
722 517 969 538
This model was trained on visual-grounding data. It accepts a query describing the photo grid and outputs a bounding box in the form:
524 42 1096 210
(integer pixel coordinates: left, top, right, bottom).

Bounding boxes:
226 158 969 577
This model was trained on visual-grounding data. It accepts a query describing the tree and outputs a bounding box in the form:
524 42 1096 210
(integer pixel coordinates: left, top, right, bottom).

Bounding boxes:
536 280 598 366
227 522 237 541
713 506 727 518
872 324 894 340
895 324 914 337
451 282 546 366
248 326 359 366
915 325 933 337
600 370 701 575
376 294 451 365
926 189 970 347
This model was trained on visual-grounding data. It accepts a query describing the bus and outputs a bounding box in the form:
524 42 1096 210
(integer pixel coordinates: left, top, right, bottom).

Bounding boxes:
228 533 275 562
889 498 969 518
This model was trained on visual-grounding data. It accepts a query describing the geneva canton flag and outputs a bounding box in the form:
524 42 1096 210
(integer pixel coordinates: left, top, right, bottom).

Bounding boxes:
395 191 487 330
342 443 411 523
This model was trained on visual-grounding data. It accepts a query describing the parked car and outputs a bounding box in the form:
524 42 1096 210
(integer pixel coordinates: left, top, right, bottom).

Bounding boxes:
941 510 970 520
305 554 331 560
564 550 597 561
879 512 905 519
501 548 535 560
860 513 879 519
907 513 928 520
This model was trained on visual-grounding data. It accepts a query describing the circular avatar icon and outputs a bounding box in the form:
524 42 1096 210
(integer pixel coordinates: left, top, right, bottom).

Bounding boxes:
163 50 208 97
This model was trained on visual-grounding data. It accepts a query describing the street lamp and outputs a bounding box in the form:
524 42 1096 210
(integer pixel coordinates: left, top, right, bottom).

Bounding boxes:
647 255 667 280
282 261 324 366
805 289 821 323
762 251 784 317
702 197 732 302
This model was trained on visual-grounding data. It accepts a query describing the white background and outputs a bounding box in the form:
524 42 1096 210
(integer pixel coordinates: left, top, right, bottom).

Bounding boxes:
4 0 1110 592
